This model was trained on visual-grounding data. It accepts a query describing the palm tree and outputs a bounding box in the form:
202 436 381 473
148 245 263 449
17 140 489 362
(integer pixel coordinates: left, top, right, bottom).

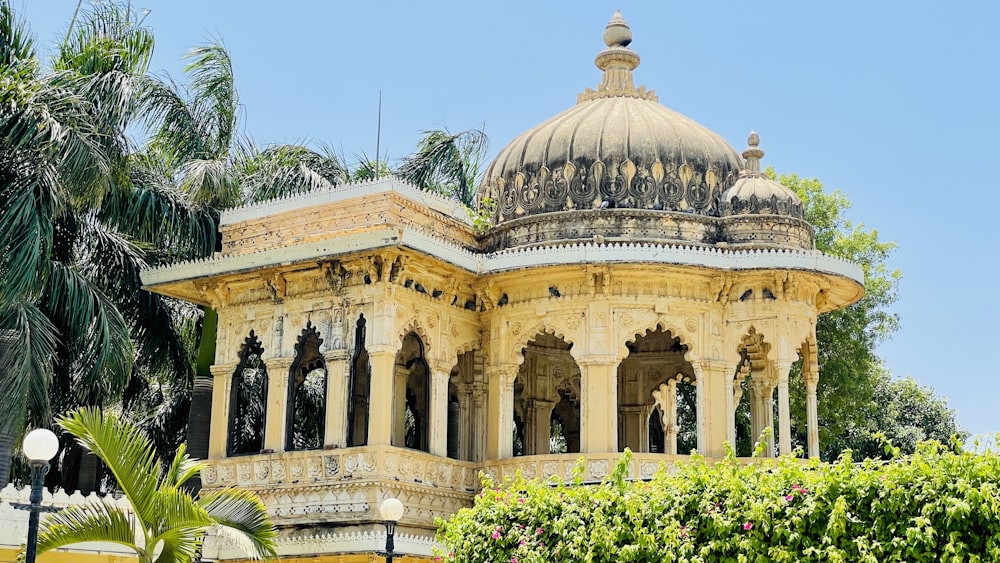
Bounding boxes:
0 0 215 490
30 407 277 562
395 127 488 207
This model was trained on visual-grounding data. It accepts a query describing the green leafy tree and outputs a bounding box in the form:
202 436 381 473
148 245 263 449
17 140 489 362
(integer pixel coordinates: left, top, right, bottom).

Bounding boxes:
29 407 276 562
770 170 914 459
831 368 967 459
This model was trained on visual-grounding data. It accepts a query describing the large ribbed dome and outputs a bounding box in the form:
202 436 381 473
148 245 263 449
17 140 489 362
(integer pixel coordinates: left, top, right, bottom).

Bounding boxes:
480 11 743 225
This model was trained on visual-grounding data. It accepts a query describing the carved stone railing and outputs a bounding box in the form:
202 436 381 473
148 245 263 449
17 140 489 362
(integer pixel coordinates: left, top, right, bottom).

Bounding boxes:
201 445 479 527
202 445 478 492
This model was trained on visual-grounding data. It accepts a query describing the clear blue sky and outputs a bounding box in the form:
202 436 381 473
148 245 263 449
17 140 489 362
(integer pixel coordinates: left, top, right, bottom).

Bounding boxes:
17 1 1000 438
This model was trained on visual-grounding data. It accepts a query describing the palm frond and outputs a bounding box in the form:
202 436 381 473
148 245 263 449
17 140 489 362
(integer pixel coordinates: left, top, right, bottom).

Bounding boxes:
137 74 208 164
45 263 133 404
183 42 238 159
0 72 109 301
236 140 347 204
0 0 36 71
57 407 162 532
179 157 239 209
395 127 488 206
104 151 217 258
0 299 58 433
54 0 153 77
198 487 278 560
33 501 142 559
162 443 205 490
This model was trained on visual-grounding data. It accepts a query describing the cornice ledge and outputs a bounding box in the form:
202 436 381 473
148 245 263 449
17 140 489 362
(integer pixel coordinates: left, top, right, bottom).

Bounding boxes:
482 242 863 283
141 226 482 287
220 176 471 226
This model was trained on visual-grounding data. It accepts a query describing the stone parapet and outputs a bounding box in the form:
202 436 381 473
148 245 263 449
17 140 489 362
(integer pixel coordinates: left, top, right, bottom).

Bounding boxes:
0 484 136 561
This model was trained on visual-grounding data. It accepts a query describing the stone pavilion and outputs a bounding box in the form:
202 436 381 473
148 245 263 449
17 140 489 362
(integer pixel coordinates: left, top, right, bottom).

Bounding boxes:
141 11 863 562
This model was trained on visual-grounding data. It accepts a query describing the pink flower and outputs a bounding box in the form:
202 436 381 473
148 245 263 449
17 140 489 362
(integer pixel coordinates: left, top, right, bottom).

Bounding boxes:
511 558 517 563
536 527 544 535
519 540 526 547
743 522 753 531
492 527 502 540
785 494 794 502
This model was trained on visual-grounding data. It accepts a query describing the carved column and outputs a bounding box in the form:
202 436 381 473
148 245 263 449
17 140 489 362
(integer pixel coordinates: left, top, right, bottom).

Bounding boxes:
805 368 820 459
664 379 678 455
428 366 451 457
776 362 792 456
578 356 618 453
486 365 518 460
527 399 556 455
749 372 778 457
392 363 409 447
263 357 293 453
323 350 349 449
691 360 730 458
456 382 471 460
367 346 397 446
472 382 488 462
209 363 235 460
724 371 736 449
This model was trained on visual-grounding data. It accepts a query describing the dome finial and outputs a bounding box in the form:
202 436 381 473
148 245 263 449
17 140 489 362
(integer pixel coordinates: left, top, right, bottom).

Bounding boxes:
603 10 632 48
589 10 644 99
742 130 765 176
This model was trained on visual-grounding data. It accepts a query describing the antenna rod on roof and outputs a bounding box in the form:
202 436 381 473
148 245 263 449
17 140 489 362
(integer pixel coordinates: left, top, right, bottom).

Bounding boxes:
375 90 382 179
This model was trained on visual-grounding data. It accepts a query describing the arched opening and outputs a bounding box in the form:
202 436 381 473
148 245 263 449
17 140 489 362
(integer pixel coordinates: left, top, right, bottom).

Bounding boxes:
514 332 580 456
617 327 695 454
286 323 326 451
736 327 776 457
228 331 268 456
394 332 430 452
347 315 370 447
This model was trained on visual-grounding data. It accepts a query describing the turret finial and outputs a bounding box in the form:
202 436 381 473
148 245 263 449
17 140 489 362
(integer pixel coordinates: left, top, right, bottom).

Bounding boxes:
742 131 765 176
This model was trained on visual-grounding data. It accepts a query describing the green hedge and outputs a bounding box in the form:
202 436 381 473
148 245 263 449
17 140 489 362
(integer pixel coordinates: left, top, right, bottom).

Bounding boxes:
435 442 1000 562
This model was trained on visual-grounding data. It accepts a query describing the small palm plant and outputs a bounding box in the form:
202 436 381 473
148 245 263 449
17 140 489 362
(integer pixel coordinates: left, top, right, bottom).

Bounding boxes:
27 407 277 562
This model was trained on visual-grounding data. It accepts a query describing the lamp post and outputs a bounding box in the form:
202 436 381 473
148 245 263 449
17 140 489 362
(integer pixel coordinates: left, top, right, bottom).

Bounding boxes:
378 497 404 562
17 428 59 563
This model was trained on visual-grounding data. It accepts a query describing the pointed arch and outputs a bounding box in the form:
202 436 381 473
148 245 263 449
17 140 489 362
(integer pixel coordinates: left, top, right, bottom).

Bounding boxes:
347 314 370 447
394 331 431 451
621 318 695 364
506 320 577 366
397 317 433 354
285 322 327 451
228 331 267 456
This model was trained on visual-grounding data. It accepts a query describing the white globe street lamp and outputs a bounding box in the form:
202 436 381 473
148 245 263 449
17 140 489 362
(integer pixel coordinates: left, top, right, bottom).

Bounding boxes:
379 497 405 562
20 428 59 563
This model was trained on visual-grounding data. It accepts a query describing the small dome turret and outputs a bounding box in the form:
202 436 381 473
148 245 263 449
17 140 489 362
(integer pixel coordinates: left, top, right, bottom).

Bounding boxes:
720 132 804 219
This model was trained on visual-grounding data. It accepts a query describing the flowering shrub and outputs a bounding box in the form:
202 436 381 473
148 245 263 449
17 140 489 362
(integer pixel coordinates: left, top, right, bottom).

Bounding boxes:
436 442 1000 562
